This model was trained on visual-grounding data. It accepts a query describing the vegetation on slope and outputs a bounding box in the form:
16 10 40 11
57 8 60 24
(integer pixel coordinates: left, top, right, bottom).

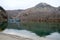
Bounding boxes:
0 6 8 31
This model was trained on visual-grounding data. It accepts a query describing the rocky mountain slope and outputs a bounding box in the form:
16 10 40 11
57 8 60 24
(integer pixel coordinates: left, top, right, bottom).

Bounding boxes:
18 3 60 22
6 9 24 18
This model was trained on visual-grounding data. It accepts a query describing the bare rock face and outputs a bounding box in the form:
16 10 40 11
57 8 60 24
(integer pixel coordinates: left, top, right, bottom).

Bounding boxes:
0 33 33 40
19 3 60 22
0 6 8 31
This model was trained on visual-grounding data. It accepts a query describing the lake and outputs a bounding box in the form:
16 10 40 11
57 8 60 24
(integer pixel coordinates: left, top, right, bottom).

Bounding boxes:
2 29 60 40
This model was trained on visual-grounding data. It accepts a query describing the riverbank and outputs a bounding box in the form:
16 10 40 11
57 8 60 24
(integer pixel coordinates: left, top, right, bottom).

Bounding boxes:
0 32 33 40
0 29 60 40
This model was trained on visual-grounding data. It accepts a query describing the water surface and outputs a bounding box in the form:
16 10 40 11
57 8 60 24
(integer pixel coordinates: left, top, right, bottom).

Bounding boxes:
2 29 60 40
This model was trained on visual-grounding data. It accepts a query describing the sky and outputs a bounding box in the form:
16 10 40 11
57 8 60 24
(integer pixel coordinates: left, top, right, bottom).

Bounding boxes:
0 0 60 10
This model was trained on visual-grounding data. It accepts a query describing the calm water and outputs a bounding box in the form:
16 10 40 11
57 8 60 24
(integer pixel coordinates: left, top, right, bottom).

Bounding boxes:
2 29 60 40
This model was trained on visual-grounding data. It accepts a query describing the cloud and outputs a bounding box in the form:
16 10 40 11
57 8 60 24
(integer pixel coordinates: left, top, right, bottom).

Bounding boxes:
0 0 60 10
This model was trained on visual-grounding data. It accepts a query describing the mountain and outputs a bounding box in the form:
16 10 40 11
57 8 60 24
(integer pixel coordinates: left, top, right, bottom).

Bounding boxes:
18 3 60 22
35 3 53 8
57 6 60 11
6 9 24 18
6 3 60 22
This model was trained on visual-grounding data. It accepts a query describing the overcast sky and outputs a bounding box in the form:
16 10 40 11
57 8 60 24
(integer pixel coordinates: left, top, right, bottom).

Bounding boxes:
0 0 60 10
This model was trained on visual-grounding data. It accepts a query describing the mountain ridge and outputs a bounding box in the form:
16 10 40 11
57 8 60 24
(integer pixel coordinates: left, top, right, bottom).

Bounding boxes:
17 3 60 22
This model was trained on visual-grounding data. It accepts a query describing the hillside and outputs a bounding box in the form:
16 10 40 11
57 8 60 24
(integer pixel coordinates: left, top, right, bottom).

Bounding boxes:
6 9 24 18
18 3 60 22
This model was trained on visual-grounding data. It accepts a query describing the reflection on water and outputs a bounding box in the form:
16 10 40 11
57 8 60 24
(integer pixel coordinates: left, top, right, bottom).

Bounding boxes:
2 29 40 40
45 32 60 40
2 29 60 40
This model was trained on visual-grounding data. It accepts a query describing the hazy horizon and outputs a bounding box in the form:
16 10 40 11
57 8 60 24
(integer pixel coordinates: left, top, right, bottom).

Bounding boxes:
0 0 60 10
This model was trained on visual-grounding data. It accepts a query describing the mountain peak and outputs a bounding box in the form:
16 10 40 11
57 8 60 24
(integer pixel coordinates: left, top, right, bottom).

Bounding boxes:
35 3 52 8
